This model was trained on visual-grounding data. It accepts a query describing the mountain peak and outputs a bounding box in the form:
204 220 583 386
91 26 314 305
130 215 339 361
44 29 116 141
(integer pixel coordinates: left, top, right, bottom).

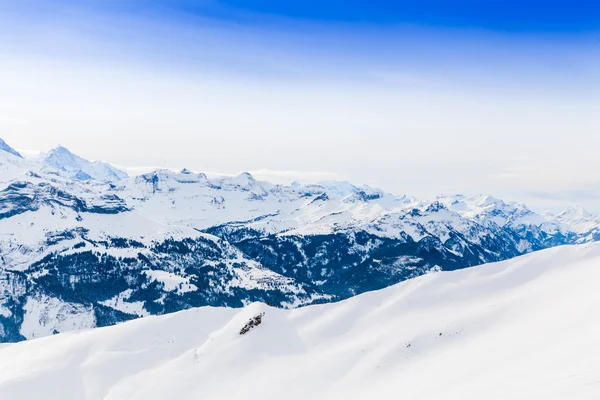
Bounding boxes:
473 195 506 208
0 138 23 158
425 200 447 213
42 146 128 182
239 171 255 180
559 205 591 218
229 172 258 186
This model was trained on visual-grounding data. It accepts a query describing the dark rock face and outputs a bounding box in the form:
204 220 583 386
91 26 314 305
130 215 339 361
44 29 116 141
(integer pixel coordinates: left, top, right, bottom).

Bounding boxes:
239 312 265 335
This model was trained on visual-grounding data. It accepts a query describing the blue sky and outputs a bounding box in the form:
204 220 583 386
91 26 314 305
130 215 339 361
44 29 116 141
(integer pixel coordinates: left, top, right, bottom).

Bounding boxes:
172 0 598 33
3 1 599 83
16 0 600 30
1 1 600 211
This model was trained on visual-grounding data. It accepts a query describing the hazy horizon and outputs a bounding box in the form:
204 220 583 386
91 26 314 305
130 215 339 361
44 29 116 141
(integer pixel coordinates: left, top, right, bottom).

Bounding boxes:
0 135 594 215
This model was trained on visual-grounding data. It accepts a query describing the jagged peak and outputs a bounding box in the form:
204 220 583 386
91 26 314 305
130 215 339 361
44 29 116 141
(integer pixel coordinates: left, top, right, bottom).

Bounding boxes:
216 172 265 193
41 145 128 182
558 205 593 220
472 194 506 208
425 200 447 213
46 145 78 159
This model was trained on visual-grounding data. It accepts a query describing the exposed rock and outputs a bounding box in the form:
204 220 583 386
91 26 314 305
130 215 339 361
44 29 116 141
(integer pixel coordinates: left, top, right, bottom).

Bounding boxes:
239 312 265 335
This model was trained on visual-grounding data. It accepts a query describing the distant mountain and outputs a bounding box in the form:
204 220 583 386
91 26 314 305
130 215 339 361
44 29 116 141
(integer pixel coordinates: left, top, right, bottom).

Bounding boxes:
0 136 599 343
41 145 128 182
0 138 22 158
556 206 600 234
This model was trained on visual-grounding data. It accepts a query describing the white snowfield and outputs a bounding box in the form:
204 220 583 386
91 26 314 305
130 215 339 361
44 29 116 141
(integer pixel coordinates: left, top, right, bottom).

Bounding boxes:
1 242 599 400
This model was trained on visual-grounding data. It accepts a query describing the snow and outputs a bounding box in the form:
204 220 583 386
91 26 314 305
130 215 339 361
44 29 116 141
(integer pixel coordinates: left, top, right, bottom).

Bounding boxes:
0 304 11 318
19 294 96 340
0 149 36 185
557 206 600 234
143 270 197 294
99 290 149 318
1 242 600 399
0 204 205 270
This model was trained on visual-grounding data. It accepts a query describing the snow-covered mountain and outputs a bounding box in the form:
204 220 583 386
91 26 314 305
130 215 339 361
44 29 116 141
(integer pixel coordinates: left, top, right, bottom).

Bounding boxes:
2 242 599 399
1 137 600 342
556 206 600 234
41 145 128 182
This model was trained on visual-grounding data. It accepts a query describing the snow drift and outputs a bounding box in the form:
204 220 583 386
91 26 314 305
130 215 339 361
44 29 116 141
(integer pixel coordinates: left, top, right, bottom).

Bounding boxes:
1 242 600 399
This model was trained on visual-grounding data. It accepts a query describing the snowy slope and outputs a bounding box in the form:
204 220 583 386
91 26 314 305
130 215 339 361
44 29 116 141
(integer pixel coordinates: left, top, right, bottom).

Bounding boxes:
0 147 36 184
41 145 128 182
1 242 599 400
0 138 22 158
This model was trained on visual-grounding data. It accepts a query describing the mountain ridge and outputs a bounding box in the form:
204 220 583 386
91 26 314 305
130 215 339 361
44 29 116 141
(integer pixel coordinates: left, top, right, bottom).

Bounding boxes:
0 136 599 342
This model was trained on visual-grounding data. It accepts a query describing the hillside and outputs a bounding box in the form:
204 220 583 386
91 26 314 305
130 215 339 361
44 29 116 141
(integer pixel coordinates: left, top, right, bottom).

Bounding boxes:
1 243 599 399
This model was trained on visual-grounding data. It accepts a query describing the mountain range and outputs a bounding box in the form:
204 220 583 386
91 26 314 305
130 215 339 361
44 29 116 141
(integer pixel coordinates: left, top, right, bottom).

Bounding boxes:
0 137 599 342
